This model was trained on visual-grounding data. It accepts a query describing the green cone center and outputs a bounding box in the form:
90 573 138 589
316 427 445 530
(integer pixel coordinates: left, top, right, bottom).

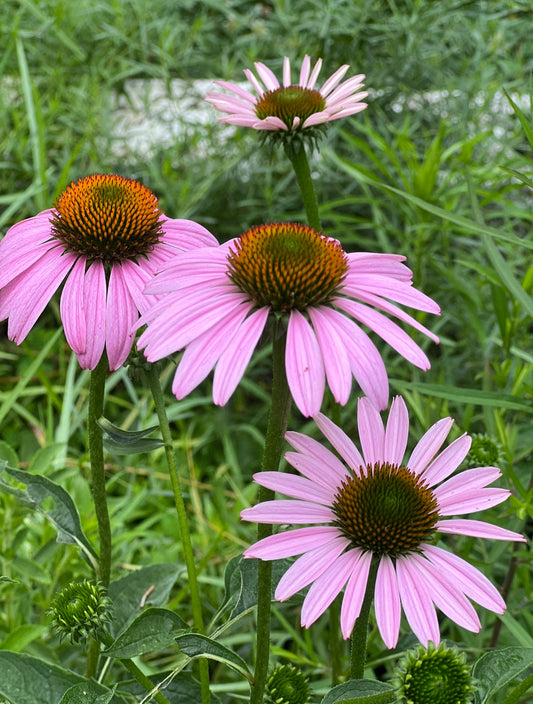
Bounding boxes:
50 174 164 262
332 463 439 557
255 86 326 129
227 223 348 312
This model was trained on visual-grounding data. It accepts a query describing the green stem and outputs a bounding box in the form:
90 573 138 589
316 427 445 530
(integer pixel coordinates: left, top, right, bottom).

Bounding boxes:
146 365 210 704
329 595 342 687
501 672 533 704
284 140 321 231
350 555 379 680
250 325 292 704
86 354 111 679
101 632 172 704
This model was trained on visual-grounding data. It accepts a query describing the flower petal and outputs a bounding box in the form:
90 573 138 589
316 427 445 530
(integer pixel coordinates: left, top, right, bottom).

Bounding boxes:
285 429 352 483
243 526 341 559
374 555 401 648
396 555 440 646
436 518 525 542
357 397 385 466
313 413 366 473
421 434 471 486
340 549 371 638
241 499 334 525
106 264 138 370
75 261 107 370
384 396 409 465
308 306 353 405
252 471 335 505
407 417 454 476
286 310 325 417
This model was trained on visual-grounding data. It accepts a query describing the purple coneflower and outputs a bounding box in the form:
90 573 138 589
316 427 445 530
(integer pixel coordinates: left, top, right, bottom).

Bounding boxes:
0 174 217 370
241 396 525 647
137 222 439 416
206 55 367 135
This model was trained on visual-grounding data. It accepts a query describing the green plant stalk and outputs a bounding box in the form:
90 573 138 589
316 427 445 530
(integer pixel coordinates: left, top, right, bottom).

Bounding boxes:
501 672 533 704
284 140 321 231
101 632 172 704
146 365 210 704
86 354 112 678
250 325 292 704
350 555 379 679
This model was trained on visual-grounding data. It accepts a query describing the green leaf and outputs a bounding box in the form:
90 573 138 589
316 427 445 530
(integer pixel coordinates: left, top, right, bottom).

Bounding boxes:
320 679 396 704
104 607 189 659
175 633 253 683
0 441 19 470
0 624 48 652
472 647 533 704
109 563 181 637
0 463 96 565
390 381 532 412
97 417 165 456
120 671 222 704
0 652 85 704
58 682 120 704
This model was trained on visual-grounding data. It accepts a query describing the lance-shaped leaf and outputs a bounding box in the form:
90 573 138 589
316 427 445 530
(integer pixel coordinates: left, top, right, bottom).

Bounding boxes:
175 633 253 683
104 607 189 659
98 417 164 455
320 680 396 703
472 647 533 704
58 682 120 704
0 462 96 565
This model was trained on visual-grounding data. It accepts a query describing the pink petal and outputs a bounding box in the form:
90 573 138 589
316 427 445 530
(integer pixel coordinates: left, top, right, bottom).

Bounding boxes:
301 548 360 627
422 544 506 613
407 417 454 476
299 55 311 87
75 261 107 370
342 276 440 314
274 537 349 601
105 264 138 370
2 248 75 343
435 467 503 503
313 413 365 473
357 397 385 466
396 556 440 646
374 555 401 648
213 307 269 405
284 451 346 492
285 430 352 483
252 471 335 505
119 259 155 315
384 396 409 465
60 258 88 355
241 499 334 525
308 306 353 405
286 310 325 417
282 56 291 86
307 58 322 90
340 549 372 638
243 526 341 559
437 519 525 542
437 488 511 515
253 62 280 92
421 434 472 486
320 64 350 97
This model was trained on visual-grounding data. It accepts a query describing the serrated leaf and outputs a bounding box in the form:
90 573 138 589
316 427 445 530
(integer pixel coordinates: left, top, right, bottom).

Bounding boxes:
58 682 120 704
109 563 181 637
320 680 396 704
0 463 96 565
104 607 189 659
175 633 253 683
473 647 533 704
98 417 164 455
0 652 85 704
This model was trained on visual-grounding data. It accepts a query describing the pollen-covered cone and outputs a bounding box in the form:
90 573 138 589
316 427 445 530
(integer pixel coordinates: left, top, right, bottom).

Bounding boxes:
137 223 440 416
241 396 525 647
0 175 217 370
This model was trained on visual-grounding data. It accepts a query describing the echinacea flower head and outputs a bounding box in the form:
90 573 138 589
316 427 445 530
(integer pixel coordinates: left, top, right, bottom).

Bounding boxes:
206 55 367 144
241 396 525 647
395 642 475 704
137 222 439 417
0 174 217 370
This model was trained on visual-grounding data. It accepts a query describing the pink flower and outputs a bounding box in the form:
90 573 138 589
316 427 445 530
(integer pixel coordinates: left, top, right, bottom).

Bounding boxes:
0 174 217 370
137 222 439 416
241 396 525 647
206 55 367 133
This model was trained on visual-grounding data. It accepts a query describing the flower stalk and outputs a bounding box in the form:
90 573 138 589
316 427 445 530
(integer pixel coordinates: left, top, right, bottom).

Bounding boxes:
284 140 321 231
251 324 292 704
350 555 379 679
145 364 210 704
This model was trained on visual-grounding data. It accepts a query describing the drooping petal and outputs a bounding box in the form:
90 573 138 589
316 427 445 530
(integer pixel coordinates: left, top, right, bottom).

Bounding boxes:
213 307 269 405
422 544 506 613
374 555 401 648
76 261 107 370
396 555 440 646
340 549 371 638
286 310 325 417
308 306 353 405
243 526 341 560
61 258 89 355
159 216 218 250
301 548 360 627
274 537 349 601
106 264 138 370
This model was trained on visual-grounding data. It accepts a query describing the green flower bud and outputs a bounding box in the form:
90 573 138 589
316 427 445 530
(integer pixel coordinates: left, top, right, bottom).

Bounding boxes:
395 642 476 704
48 581 112 643
464 434 503 469
265 664 310 704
